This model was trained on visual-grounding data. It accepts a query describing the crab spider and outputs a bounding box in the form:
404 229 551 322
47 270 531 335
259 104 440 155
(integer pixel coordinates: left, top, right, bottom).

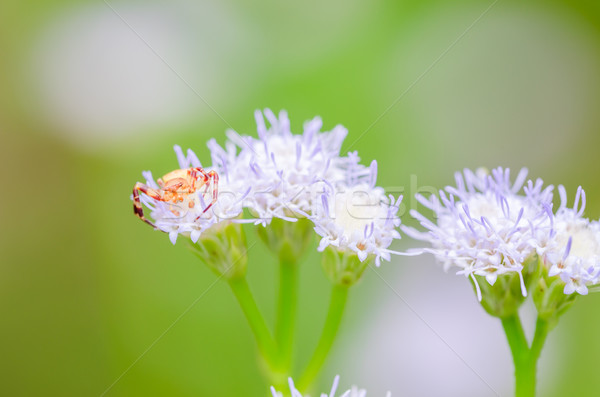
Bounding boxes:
133 167 219 228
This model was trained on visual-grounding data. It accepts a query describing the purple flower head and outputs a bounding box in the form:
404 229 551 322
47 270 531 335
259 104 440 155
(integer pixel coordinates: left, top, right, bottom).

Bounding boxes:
403 167 554 301
544 186 600 295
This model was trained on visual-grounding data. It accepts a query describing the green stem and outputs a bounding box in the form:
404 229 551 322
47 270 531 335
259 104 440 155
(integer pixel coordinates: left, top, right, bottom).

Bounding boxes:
275 257 297 371
529 317 549 363
297 284 349 392
501 314 550 397
515 354 536 397
228 277 278 369
501 313 529 366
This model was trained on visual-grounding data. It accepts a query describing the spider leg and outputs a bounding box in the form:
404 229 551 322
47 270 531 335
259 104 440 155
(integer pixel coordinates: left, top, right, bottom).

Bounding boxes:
188 167 206 192
133 182 159 228
201 170 219 214
202 178 210 195
194 170 219 219
188 168 208 215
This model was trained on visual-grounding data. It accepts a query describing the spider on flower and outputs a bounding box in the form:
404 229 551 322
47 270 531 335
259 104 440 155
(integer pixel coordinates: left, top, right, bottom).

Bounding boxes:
132 167 219 228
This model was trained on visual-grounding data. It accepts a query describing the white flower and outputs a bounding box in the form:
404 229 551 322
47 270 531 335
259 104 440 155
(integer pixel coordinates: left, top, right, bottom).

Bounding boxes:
134 145 249 244
134 109 404 267
403 167 554 301
544 186 600 295
270 375 391 397
208 108 348 225
312 180 403 266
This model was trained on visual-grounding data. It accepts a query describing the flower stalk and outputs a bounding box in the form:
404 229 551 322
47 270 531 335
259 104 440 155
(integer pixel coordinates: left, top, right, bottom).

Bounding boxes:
276 256 298 371
258 218 314 375
228 276 279 370
501 313 550 397
297 283 349 392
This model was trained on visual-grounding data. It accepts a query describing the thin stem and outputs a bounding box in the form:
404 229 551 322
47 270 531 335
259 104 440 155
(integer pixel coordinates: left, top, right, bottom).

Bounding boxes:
228 277 279 368
501 314 550 397
514 353 536 397
275 257 298 371
297 284 349 392
502 313 534 397
529 317 549 363
501 313 528 366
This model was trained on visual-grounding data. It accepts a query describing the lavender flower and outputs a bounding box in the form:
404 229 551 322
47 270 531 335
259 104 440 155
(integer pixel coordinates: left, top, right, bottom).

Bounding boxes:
208 108 348 225
543 186 600 295
403 167 554 301
134 110 405 269
312 180 403 267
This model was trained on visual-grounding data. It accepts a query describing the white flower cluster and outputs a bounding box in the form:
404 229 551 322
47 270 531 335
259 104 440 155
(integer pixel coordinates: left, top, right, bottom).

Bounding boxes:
208 109 349 224
270 375 391 397
543 186 600 295
404 167 600 298
313 181 402 266
133 109 402 265
403 167 553 300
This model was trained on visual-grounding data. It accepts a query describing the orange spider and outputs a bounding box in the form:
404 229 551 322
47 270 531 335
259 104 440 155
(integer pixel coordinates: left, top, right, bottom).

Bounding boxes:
133 167 219 228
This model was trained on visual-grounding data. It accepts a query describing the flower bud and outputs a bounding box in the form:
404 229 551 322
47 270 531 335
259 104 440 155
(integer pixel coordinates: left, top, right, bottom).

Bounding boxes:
321 246 372 286
533 262 578 327
474 255 540 318
189 222 248 280
257 218 314 263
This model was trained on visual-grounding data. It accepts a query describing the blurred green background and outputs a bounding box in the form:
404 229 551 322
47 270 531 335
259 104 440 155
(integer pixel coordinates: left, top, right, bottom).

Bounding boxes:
2 0 600 395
